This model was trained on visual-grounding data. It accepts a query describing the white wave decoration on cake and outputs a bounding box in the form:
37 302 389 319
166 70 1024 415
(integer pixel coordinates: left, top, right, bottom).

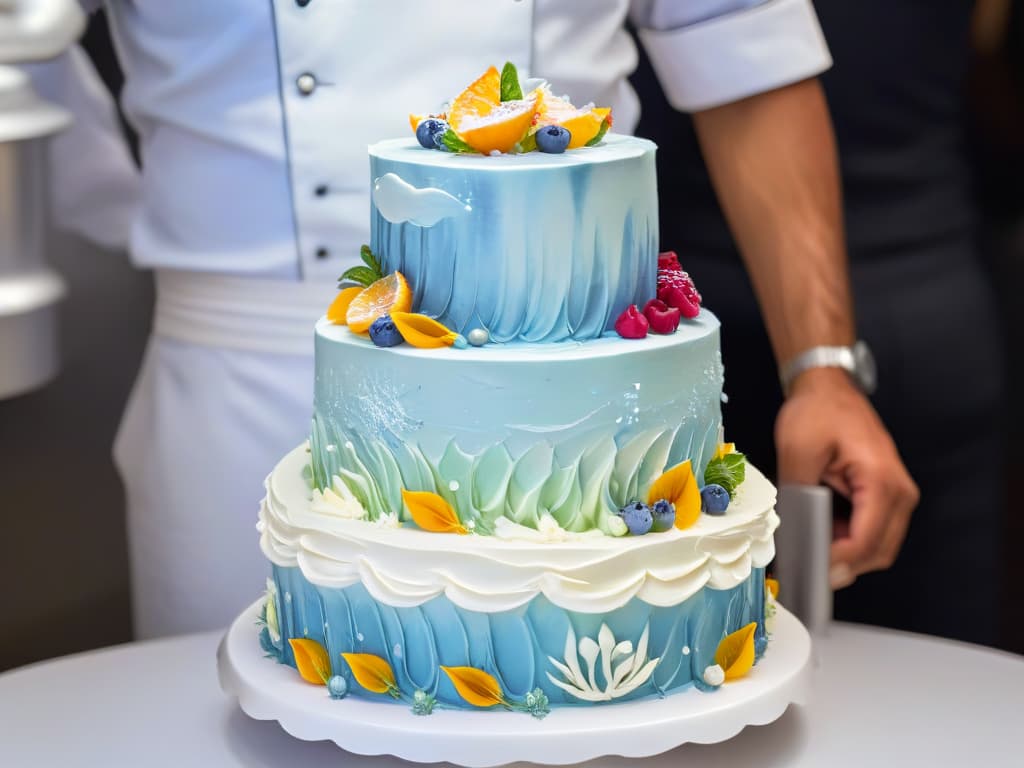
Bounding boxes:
257 444 779 614
546 623 660 702
372 173 471 226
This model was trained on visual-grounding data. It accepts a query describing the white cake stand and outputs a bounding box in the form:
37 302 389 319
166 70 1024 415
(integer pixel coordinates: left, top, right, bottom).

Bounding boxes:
218 600 812 767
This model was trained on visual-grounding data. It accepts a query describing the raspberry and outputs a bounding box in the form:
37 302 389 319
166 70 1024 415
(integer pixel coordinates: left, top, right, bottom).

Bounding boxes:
657 263 702 319
614 304 649 339
642 298 681 334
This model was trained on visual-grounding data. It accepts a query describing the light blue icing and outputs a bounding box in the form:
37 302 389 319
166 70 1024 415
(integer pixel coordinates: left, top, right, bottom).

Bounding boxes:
270 565 767 709
368 135 658 343
311 314 724 534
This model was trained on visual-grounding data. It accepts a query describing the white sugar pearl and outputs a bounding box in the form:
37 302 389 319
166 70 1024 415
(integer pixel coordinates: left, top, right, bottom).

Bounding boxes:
467 328 489 346
703 664 725 687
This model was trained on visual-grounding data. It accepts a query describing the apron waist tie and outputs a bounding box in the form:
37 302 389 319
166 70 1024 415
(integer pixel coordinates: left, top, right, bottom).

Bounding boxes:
153 269 336 356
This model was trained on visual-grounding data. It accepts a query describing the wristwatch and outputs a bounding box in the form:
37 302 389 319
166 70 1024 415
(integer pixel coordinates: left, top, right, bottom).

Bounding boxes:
779 340 877 395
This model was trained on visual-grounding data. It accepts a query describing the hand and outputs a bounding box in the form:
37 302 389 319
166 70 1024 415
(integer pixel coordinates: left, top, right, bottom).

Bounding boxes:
775 368 919 590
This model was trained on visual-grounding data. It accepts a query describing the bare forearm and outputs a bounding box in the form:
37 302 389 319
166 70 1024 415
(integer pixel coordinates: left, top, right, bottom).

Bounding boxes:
692 78 853 365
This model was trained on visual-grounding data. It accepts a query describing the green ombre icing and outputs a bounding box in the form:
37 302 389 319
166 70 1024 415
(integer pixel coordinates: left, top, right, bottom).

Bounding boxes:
311 414 720 537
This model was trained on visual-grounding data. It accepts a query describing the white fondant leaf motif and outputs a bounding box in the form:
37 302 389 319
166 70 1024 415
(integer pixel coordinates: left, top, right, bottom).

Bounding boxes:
373 173 471 227
546 623 661 702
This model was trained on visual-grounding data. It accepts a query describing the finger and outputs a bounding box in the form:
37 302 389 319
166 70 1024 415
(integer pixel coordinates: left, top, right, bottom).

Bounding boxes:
867 483 915 571
830 473 889 575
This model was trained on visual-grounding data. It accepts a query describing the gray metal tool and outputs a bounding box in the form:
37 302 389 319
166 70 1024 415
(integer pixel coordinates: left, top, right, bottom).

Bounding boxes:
773 483 833 635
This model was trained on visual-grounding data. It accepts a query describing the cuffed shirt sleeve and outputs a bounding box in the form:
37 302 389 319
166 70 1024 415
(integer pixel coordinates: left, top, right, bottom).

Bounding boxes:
631 0 832 112
21 47 140 250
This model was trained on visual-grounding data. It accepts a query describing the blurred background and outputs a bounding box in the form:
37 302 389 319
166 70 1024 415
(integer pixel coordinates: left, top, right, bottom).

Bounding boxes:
1 4 1021 671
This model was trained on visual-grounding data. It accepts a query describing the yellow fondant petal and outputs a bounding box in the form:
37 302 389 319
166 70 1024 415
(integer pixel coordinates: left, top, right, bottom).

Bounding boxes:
401 489 468 534
391 312 460 348
714 622 757 681
766 578 780 600
341 652 397 694
441 666 507 708
288 638 331 685
647 460 701 530
326 286 364 326
714 442 736 460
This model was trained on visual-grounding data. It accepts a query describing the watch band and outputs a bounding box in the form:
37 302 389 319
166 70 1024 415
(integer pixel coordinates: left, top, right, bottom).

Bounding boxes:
779 341 876 395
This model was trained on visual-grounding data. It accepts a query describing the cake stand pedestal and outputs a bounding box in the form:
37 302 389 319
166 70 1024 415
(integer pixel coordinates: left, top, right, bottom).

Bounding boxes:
218 600 812 767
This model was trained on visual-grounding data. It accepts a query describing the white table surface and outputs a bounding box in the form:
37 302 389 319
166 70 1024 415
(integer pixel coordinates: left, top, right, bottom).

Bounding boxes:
1 622 1022 767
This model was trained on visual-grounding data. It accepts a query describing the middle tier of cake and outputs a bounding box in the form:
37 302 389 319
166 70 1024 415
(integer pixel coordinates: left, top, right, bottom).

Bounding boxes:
311 311 724 537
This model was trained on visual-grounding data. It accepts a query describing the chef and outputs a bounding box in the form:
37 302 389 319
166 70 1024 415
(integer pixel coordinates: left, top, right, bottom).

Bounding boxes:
28 0 917 638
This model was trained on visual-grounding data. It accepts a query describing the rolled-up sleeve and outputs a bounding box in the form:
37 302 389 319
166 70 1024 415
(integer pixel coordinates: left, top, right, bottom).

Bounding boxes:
631 0 831 112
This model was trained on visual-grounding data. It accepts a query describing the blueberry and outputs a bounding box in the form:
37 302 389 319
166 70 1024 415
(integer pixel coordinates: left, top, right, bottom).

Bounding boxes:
618 501 653 535
701 484 731 515
536 125 571 154
415 118 448 149
369 316 404 347
650 499 676 531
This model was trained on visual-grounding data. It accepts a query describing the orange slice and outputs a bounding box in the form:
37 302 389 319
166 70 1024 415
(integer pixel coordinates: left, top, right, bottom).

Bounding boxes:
345 272 412 334
452 96 539 154
446 66 539 153
448 66 502 128
536 92 611 149
326 286 364 325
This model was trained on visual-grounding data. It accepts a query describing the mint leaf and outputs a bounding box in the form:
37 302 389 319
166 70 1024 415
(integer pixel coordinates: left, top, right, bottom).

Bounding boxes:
359 244 383 278
516 132 538 154
439 129 478 154
338 265 379 288
584 116 611 147
500 61 523 102
703 452 746 496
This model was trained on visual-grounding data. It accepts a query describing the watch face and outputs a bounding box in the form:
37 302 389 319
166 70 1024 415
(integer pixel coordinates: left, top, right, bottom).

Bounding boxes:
853 340 877 395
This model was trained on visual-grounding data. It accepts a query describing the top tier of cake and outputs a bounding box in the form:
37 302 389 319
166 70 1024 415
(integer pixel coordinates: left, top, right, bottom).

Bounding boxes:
369 134 657 344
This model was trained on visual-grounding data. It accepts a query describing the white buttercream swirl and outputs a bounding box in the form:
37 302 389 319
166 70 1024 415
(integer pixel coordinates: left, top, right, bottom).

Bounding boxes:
258 444 779 614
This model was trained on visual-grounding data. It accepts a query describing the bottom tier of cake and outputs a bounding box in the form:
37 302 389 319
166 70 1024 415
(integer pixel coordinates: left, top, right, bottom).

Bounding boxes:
256 444 779 714
263 566 767 713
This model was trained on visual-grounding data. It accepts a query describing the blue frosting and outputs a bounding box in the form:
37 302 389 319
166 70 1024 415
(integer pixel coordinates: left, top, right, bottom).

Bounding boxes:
368 135 658 343
270 565 766 709
311 316 724 534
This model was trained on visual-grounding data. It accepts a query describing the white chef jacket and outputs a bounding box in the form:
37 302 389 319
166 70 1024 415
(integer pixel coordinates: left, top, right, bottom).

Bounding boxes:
63 0 829 287
35 0 832 638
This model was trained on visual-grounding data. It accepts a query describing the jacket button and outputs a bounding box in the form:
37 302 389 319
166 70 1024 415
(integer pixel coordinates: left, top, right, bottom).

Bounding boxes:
315 184 329 197
316 247 329 260
297 0 312 6
296 73 317 95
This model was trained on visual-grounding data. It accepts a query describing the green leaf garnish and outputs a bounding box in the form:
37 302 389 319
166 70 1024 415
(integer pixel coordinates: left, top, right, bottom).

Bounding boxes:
516 132 538 154
338 245 385 287
500 61 523 102
584 116 611 147
360 244 383 276
439 129 478 154
338 265 380 288
703 452 746 496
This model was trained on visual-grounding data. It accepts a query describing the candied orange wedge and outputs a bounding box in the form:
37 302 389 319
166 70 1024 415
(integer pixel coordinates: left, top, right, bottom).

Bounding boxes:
345 272 412 334
446 66 539 153
448 66 502 127
452 96 539 154
326 286 364 326
535 92 611 149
